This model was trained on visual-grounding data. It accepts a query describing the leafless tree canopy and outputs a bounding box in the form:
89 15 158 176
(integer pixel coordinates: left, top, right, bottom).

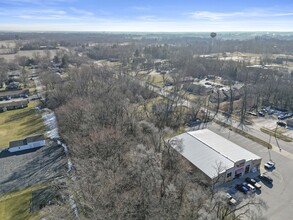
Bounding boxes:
38 64 266 220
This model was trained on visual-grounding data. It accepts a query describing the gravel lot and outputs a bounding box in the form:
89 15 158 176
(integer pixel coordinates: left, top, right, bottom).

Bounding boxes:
0 140 66 195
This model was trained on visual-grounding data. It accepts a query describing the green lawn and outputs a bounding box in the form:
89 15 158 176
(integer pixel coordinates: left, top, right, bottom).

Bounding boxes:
0 185 45 220
0 101 45 148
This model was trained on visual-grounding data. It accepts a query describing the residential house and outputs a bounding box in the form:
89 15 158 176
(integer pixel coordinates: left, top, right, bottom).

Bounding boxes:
183 83 212 96
0 100 29 112
8 134 45 152
0 89 29 101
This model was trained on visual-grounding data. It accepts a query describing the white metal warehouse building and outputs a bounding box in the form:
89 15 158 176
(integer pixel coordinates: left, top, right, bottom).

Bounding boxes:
170 129 261 185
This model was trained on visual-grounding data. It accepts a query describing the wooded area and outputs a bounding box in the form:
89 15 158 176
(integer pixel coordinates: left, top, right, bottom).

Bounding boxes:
3 32 292 219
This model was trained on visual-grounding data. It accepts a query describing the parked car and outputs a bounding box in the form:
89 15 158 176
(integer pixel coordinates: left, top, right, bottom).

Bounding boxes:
268 110 275 115
258 111 265 117
226 193 237 205
267 161 275 167
248 112 257 116
264 161 275 170
245 177 262 189
187 118 202 127
243 182 256 193
248 183 256 192
278 115 286 120
259 173 273 183
277 121 286 127
235 184 249 194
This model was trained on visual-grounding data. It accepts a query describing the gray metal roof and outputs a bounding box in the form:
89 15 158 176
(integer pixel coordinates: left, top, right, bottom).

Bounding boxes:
9 139 25 148
170 129 261 179
26 134 44 143
188 129 261 162
170 132 234 179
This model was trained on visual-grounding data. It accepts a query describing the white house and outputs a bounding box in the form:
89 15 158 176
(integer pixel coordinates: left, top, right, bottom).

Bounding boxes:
8 134 45 152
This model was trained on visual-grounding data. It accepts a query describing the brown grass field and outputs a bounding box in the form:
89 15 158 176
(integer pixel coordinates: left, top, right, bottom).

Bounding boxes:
0 50 57 61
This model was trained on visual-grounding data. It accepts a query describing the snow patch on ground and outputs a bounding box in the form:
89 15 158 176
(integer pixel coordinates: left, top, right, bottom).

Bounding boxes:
42 108 79 218
42 109 60 139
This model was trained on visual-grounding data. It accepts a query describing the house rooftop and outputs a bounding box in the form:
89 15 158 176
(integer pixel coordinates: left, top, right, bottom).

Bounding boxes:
0 100 29 108
0 89 29 97
9 134 44 148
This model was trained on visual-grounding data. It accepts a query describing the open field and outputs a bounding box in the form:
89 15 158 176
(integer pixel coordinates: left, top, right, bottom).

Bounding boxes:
0 101 45 148
93 60 121 69
142 74 169 87
0 49 57 61
0 185 44 220
0 40 16 48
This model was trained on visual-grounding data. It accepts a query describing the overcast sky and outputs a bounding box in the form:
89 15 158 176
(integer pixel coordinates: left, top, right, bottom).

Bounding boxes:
1 0 293 32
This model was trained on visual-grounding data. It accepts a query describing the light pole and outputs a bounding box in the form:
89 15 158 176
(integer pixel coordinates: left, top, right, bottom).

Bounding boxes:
268 134 272 161
267 146 272 161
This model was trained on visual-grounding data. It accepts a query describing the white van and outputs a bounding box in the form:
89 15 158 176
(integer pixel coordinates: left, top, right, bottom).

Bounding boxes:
247 183 256 193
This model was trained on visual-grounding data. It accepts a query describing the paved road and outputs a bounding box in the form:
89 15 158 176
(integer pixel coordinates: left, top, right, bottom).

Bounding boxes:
33 76 45 100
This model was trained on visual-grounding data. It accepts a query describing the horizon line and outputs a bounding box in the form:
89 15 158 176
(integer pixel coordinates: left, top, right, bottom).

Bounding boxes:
1 30 293 33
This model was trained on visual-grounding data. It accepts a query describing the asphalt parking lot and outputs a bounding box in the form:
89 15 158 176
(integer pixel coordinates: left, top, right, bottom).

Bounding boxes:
252 114 293 138
209 123 293 220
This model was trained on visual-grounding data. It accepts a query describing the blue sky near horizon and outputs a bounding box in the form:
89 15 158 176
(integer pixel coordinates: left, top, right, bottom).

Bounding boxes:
0 0 293 31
